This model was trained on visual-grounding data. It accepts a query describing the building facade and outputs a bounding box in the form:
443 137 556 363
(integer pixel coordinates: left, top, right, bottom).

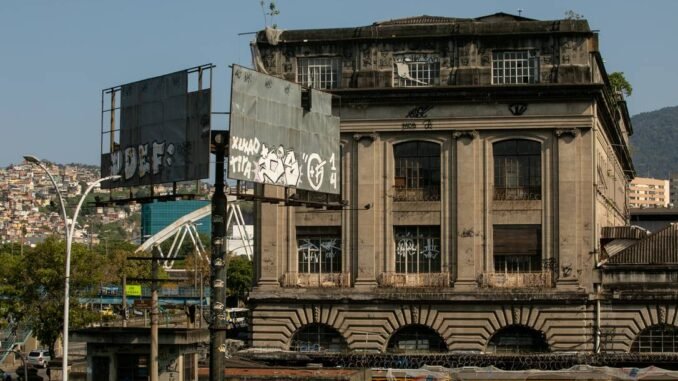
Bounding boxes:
248 13 648 355
628 176 670 208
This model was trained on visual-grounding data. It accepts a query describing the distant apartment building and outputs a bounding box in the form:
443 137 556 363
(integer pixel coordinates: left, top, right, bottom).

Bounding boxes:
628 176 670 208
670 175 678 204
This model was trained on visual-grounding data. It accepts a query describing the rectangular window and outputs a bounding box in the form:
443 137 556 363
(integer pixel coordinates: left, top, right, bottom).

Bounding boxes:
395 226 441 273
493 225 541 273
297 227 341 273
297 57 340 89
492 51 538 84
393 54 440 87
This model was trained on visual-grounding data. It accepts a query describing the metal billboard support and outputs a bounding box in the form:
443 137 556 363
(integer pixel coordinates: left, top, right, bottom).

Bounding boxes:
210 130 228 381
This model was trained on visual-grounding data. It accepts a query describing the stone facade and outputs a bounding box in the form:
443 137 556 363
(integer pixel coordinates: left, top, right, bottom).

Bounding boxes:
247 13 643 355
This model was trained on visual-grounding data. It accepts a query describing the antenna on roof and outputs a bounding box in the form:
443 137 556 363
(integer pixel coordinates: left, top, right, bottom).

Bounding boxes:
517 9 523 17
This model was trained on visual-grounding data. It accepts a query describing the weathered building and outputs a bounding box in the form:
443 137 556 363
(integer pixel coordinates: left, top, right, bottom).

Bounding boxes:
246 13 655 356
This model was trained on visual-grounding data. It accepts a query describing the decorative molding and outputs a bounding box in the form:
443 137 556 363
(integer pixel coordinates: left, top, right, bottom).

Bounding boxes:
353 133 378 143
452 130 479 140
512 305 520 324
411 305 420 323
555 128 580 138
313 305 320 323
658 305 667 325
508 103 528 116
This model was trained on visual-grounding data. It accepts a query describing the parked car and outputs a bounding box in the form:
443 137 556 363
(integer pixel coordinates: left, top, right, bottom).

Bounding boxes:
25 350 50 368
100 306 115 317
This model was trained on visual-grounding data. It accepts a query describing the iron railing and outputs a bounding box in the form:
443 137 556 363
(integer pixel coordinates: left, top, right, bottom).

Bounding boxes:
494 186 541 201
378 272 449 287
281 272 351 288
393 187 440 202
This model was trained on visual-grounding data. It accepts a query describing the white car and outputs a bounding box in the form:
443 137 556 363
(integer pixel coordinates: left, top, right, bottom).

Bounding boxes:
26 350 50 368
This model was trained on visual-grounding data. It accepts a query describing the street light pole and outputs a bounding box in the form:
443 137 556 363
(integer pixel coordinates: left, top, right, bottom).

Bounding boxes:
24 155 120 381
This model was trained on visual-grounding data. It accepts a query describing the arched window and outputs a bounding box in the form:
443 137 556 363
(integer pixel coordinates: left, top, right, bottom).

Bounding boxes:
486 325 549 354
632 324 678 353
387 325 447 353
394 141 441 201
493 139 541 200
290 324 347 352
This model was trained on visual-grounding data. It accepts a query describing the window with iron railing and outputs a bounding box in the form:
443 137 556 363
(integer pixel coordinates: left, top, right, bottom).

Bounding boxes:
297 227 341 274
393 54 440 87
492 50 539 84
493 139 541 200
395 226 441 274
394 141 440 201
297 57 341 89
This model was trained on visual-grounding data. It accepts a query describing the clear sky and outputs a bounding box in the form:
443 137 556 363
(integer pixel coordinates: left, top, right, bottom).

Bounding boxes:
1 0 676 167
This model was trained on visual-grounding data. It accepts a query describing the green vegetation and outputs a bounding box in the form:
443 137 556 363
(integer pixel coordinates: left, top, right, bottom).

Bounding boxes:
227 255 253 306
0 238 102 356
631 105 678 178
609 72 633 97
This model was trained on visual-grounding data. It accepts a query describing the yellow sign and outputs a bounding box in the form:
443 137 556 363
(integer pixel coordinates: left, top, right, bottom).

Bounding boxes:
126 284 142 297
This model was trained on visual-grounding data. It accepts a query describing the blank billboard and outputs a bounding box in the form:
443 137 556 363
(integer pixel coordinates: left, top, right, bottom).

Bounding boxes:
228 65 340 194
101 69 211 188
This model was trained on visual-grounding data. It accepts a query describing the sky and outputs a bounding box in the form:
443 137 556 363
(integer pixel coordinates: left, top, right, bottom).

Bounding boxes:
1 0 677 168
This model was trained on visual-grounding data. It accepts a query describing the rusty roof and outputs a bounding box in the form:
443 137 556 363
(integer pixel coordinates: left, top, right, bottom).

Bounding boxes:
606 224 678 265
374 15 471 26
374 13 536 26
601 226 650 240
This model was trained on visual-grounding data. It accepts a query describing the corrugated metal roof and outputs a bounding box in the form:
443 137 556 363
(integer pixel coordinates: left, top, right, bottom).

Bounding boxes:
607 224 678 265
603 239 639 257
373 13 535 26
374 15 470 26
601 225 650 240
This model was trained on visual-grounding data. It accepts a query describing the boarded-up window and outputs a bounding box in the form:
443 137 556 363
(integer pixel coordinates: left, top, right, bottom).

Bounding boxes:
494 225 542 272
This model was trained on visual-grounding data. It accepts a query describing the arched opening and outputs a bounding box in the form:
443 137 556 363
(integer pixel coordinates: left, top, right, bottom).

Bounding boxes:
393 141 441 202
632 324 678 353
290 323 347 352
486 325 549 354
387 324 447 353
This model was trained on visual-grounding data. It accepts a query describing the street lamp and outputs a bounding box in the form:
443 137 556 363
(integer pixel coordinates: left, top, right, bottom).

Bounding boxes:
24 155 120 381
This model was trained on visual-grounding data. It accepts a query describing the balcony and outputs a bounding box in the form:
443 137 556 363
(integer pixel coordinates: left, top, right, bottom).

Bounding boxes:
494 186 541 201
378 272 449 287
281 272 351 288
392 186 440 202
479 271 555 288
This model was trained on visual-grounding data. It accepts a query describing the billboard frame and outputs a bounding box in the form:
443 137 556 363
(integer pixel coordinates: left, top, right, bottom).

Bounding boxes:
98 63 214 206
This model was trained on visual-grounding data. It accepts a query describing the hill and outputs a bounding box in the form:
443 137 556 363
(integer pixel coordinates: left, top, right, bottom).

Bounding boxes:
630 105 678 179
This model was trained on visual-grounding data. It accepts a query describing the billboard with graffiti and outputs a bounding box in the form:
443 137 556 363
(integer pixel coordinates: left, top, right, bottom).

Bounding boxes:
100 67 211 189
228 65 340 194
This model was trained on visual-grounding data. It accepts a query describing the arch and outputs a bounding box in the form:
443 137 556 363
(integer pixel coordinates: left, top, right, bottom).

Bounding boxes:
492 138 541 200
486 325 549 354
393 140 441 202
386 324 447 353
290 323 348 352
631 324 678 353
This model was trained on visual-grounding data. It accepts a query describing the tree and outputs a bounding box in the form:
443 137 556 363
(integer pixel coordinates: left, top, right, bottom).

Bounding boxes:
226 255 253 306
9 237 103 356
609 72 633 97
564 10 584 20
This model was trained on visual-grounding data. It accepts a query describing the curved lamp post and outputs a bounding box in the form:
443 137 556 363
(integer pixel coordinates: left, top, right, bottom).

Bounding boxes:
24 155 120 381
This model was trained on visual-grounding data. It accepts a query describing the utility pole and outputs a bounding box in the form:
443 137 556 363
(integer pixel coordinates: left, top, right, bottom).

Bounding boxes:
150 251 159 381
210 130 228 381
